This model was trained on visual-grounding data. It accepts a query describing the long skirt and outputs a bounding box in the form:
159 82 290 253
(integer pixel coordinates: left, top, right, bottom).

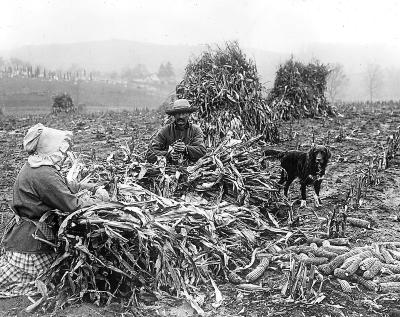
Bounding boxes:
0 251 55 298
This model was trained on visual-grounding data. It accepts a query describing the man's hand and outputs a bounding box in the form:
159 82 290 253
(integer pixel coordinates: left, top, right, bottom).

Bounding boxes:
170 150 181 161
173 141 186 153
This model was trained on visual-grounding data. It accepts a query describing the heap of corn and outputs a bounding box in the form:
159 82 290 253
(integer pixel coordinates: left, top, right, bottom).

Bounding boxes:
276 239 400 293
35 181 285 312
52 92 75 114
176 41 279 146
268 58 334 120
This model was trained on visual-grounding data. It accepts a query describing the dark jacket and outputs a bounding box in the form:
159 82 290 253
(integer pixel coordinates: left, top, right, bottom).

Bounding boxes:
3 163 83 253
146 122 206 163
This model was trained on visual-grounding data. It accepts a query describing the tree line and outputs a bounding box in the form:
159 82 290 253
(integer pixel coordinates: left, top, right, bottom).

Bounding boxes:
0 57 176 83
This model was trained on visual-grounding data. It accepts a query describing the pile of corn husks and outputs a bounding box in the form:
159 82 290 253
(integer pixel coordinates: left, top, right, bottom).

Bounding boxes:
102 135 281 209
268 58 334 120
37 180 285 313
176 41 279 146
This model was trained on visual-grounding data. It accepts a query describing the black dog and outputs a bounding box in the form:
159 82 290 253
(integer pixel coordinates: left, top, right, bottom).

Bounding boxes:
263 145 331 207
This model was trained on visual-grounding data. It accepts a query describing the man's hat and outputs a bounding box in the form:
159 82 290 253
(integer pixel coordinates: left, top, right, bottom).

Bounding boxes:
165 99 197 115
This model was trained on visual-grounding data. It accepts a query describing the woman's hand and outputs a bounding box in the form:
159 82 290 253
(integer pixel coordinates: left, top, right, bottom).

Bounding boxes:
94 187 110 201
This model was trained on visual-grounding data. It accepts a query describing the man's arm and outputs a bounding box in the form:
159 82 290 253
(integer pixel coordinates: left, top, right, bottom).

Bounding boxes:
186 126 206 161
146 127 170 163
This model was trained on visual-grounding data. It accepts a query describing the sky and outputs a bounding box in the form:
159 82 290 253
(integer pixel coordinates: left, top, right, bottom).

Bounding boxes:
1 0 400 53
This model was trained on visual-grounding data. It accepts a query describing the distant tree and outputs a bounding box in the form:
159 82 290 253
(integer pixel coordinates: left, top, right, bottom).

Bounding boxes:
109 71 118 79
121 64 149 81
10 57 24 67
34 66 40 78
365 63 382 102
326 63 348 103
158 62 175 79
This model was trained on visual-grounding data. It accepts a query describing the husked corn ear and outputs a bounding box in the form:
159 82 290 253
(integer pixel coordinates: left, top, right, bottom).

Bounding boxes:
360 257 377 271
313 248 337 259
363 260 382 279
352 274 379 291
377 242 400 249
329 255 346 270
340 258 355 270
328 238 350 246
357 251 373 260
323 245 350 255
379 282 400 293
345 256 363 276
274 253 291 261
296 253 309 261
347 217 371 229
371 245 386 263
228 271 245 284
236 283 268 291
301 257 328 265
337 249 362 262
284 245 315 254
380 246 395 264
374 274 400 284
388 249 400 261
327 253 353 272
334 268 348 280
246 258 270 282
318 263 332 275
381 263 400 274
307 237 350 247
337 279 352 293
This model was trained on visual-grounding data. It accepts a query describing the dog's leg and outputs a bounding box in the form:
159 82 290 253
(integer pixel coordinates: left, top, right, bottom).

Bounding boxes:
284 176 295 197
278 169 286 185
300 182 307 208
313 179 323 207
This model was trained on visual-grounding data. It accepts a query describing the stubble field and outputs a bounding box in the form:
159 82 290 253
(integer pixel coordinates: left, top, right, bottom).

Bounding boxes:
1 102 400 317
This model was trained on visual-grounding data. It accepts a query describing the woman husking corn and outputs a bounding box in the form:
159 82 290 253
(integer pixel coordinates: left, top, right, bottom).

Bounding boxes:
0 123 108 297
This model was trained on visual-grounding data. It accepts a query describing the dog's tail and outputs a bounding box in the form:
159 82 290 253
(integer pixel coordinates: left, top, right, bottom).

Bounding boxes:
263 148 286 159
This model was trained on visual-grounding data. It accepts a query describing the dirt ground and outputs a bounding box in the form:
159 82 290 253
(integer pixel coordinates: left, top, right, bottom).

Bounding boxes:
1 104 400 316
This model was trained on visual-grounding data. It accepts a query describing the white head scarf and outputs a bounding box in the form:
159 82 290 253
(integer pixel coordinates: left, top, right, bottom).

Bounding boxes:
23 123 73 169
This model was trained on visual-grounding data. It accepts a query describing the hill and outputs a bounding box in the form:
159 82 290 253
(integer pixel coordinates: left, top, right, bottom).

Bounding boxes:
2 40 400 101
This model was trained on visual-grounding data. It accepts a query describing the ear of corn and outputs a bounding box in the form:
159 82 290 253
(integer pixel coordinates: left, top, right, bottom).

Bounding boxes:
374 274 400 284
380 246 395 264
345 256 363 276
352 274 379 291
328 238 350 246
337 279 352 293
236 283 268 291
334 268 348 280
313 248 338 259
322 245 350 255
388 249 400 261
347 217 371 229
245 257 270 282
301 257 328 266
340 258 354 270
360 257 377 271
317 263 333 275
381 263 400 274
228 271 246 284
379 282 400 293
370 249 386 263
363 261 382 279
